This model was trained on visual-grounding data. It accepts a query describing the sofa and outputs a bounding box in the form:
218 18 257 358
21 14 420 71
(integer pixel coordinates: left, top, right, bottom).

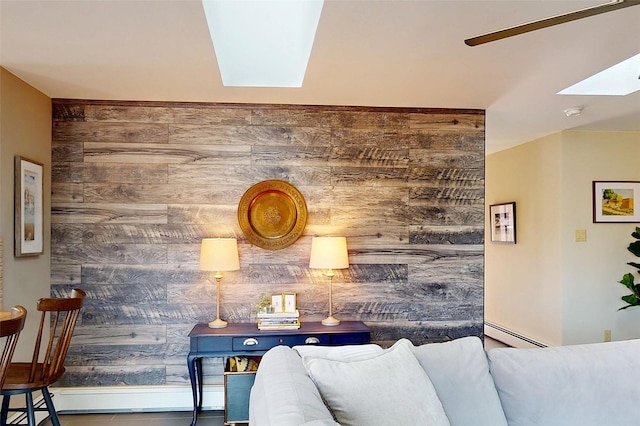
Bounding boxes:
249 336 640 426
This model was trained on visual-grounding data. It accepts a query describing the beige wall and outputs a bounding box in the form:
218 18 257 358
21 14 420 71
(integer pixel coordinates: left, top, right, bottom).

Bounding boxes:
486 129 640 345
0 67 52 358
485 132 563 346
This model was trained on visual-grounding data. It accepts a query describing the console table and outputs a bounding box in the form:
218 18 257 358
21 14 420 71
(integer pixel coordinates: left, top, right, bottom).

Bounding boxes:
187 321 371 425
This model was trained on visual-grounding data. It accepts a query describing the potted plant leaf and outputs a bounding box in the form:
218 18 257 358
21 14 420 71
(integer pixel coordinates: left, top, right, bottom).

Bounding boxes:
618 227 640 310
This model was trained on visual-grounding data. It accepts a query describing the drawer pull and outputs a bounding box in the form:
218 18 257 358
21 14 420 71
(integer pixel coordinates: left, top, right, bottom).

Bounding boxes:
242 338 259 346
305 337 320 345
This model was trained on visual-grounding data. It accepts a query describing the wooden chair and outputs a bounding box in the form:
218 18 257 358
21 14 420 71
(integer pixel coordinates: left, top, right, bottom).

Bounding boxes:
1 305 27 389
1 289 85 426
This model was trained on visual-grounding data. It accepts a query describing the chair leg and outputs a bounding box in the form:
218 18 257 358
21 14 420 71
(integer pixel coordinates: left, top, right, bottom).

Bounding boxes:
41 387 60 426
1 394 10 425
25 391 36 426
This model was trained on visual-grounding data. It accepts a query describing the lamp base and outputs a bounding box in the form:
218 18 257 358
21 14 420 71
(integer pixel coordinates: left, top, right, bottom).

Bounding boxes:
321 316 340 326
208 318 228 329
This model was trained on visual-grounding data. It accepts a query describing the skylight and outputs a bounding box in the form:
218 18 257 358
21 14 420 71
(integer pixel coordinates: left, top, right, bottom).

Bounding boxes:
558 52 640 96
202 0 324 88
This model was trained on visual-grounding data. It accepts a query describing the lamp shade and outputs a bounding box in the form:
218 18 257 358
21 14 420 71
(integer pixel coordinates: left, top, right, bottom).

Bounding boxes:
309 236 349 270
199 238 240 272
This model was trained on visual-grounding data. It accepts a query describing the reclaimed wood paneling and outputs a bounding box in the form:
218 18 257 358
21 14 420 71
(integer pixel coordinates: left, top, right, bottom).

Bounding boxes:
51 100 484 387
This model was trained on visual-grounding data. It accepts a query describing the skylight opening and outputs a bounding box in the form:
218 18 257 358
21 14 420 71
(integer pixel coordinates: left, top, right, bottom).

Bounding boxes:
558 52 640 96
202 0 324 88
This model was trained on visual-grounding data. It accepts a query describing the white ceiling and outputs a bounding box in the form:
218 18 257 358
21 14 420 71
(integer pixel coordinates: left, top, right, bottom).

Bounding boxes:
1 0 639 154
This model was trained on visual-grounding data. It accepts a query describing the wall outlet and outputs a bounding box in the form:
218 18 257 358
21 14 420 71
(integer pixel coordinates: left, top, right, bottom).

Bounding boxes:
575 229 587 242
604 329 612 342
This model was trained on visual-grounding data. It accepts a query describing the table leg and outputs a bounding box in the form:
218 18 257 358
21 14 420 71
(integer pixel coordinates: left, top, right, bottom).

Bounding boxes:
188 354 200 426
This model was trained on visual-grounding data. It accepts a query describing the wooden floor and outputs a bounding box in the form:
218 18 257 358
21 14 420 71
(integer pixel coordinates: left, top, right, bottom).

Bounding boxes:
43 410 225 426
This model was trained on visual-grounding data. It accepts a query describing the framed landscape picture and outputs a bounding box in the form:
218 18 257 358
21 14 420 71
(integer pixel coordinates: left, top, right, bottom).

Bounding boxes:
14 156 44 257
490 202 516 243
593 181 640 223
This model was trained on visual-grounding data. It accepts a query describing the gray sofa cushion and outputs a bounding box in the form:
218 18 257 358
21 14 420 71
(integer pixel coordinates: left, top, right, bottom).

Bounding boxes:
488 339 640 426
249 345 337 426
303 338 450 426
412 336 508 426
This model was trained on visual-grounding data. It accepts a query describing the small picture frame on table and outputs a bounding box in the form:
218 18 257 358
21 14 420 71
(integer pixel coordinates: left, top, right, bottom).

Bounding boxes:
271 294 283 313
490 202 516 244
283 292 297 313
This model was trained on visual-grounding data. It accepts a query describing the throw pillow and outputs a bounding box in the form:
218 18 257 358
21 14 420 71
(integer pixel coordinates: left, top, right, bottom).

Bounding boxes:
293 343 383 360
303 338 451 426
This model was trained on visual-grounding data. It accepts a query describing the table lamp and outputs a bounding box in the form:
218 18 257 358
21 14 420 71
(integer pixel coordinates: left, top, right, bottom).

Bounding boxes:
200 238 240 328
309 236 349 326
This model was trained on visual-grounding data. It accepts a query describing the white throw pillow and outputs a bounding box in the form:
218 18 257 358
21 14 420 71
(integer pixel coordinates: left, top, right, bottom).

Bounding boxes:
303 338 451 426
293 343 382 360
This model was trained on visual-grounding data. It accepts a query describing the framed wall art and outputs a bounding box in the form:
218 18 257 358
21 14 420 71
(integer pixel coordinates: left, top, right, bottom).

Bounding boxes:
593 181 640 223
14 156 44 257
490 202 516 244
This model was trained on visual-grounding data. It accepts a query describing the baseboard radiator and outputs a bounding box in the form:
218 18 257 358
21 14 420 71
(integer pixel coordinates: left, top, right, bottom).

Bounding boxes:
484 321 548 348
45 384 224 414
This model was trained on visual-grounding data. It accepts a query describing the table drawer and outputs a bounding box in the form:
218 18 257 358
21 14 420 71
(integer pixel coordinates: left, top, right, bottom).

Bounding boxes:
232 334 331 351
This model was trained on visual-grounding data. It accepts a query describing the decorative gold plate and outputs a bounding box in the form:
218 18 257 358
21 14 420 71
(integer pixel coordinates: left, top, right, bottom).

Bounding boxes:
238 180 308 250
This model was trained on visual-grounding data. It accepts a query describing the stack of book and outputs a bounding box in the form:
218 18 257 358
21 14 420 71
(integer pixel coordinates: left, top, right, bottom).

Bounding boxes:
257 310 300 330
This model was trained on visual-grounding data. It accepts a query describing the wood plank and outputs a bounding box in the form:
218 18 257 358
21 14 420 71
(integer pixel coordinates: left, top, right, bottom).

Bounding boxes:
170 106 252 125
331 147 410 167
72 325 167 345
83 183 245 204
52 244 168 265
83 143 251 164
169 124 330 146
409 166 484 186
409 112 485 131
52 141 83 162
52 203 168 224
51 223 83 243
331 166 409 186
168 165 331 186
252 108 411 129
57 366 166 386
80 264 203 285
53 121 169 143
82 224 229 244
251 145 331 166
50 265 82 285
82 163 168 183
407 205 484 226
52 162 84 183
85 105 174 123
409 187 484 206
52 103 84 121
331 129 405 148
409 225 484 245
51 183 83 203
167 204 238 225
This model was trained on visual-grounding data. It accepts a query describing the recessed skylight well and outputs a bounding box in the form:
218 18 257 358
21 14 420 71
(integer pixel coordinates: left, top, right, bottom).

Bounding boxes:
558 52 640 96
202 0 324 88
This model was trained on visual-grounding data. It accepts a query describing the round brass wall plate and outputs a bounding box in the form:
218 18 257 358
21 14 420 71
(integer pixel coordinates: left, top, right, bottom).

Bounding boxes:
238 180 308 250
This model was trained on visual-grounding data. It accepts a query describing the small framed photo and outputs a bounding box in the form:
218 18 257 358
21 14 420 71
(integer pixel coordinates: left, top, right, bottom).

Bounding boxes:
15 156 44 257
490 202 516 244
593 181 640 223
271 294 283 313
283 292 297 313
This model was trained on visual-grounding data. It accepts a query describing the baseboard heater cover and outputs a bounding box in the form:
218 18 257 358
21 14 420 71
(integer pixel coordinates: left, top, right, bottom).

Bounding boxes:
484 322 548 349
50 384 224 414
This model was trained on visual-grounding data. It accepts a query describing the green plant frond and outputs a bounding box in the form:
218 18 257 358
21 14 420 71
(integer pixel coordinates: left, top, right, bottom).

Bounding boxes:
632 232 640 240
619 273 635 291
628 262 640 271
628 241 640 257
621 294 640 306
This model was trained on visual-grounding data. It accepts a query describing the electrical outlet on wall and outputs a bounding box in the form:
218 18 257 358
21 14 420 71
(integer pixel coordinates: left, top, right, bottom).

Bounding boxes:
604 329 612 342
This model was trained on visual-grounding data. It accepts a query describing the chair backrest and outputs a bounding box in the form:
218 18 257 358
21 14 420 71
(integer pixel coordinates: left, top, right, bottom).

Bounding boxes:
1 305 27 388
29 288 85 384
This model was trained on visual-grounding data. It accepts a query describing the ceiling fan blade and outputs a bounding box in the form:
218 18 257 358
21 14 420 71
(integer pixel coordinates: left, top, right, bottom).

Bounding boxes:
465 0 639 46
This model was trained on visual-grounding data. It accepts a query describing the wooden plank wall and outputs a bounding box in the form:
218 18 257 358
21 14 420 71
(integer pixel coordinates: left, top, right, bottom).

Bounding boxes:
51 99 485 387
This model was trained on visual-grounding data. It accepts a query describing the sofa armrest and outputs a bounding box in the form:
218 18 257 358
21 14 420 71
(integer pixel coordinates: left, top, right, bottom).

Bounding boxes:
249 345 339 426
